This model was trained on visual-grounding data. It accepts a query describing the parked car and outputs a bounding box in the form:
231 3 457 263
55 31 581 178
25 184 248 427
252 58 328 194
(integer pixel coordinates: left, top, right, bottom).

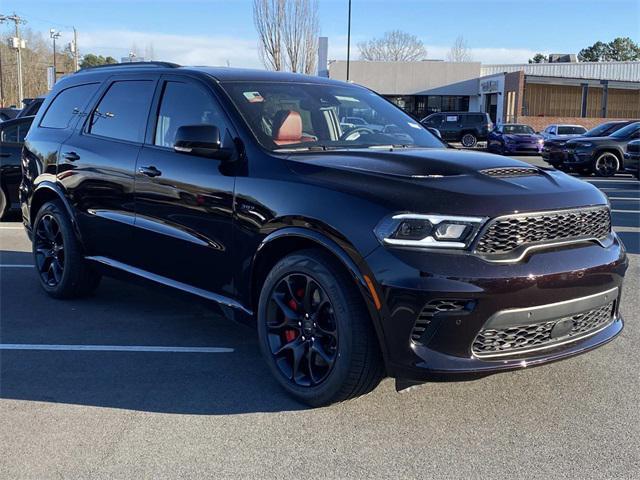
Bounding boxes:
564 121 640 176
487 124 544 155
16 96 45 119
0 115 34 220
21 63 627 406
0 107 21 122
540 124 587 142
421 112 493 147
624 139 640 179
543 120 637 168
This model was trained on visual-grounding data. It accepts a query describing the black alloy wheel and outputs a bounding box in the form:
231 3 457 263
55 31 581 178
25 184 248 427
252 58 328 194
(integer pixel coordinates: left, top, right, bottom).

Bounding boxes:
34 213 65 287
461 133 478 148
265 273 338 387
593 152 620 177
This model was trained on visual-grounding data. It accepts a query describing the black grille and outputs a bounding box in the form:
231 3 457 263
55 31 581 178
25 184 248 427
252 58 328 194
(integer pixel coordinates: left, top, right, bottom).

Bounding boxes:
411 299 469 343
628 141 640 154
480 167 540 177
472 302 614 357
475 207 611 255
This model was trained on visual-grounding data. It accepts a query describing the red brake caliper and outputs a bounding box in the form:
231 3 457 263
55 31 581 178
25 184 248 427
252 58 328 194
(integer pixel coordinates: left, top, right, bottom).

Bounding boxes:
284 298 298 342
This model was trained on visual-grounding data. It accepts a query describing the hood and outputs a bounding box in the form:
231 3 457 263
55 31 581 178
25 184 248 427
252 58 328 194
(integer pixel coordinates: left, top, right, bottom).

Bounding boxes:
567 136 622 145
504 133 541 142
285 148 607 217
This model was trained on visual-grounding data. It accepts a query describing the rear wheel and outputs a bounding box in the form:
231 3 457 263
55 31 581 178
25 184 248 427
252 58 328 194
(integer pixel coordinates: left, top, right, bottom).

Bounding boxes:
0 187 7 221
257 249 384 407
461 133 478 148
592 152 620 177
33 200 101 298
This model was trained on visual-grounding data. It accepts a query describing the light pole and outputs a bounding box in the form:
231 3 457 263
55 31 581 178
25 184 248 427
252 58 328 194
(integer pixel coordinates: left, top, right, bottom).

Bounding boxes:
346 0 352 81
50 29 61 81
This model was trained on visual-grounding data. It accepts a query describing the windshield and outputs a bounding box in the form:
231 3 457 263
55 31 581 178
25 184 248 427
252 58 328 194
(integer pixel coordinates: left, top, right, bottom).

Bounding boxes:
610 122 640 139
584 122 624 137
557 126 587 135
221 81 445 151
502 124 535 135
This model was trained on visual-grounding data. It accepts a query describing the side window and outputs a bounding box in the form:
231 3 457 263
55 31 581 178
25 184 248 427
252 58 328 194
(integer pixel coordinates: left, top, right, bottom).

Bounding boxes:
444 114 459 123
89 80 155 143
426 115 442 126
40 83 98 129
154 81 228 148
1 118 34 143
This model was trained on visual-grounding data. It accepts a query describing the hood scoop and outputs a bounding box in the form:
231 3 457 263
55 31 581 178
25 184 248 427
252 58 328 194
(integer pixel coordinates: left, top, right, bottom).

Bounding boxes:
480 167 541 178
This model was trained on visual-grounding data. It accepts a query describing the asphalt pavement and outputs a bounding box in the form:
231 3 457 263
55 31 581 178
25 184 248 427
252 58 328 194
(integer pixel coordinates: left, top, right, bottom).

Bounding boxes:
0 156 639 479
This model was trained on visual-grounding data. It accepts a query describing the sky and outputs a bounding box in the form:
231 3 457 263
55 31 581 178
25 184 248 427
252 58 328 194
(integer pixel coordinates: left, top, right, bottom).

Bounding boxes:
3 0 639 67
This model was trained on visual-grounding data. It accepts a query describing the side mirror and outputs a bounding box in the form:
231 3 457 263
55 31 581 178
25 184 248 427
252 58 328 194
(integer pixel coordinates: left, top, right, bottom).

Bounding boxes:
426 127 442 139
174 124 232 160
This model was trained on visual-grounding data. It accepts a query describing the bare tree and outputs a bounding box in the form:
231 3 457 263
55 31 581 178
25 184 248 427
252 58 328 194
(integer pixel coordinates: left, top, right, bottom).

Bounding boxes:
253 0 285 70
253 0 319 74
358 30 427 62
446 35 473 62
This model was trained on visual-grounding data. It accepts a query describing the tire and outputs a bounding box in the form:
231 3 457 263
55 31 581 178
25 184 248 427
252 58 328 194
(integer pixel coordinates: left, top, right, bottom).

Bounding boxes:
32 200 101 299
0 187 7 221
592 152 620 177
461 133 478 148
257 249 384 407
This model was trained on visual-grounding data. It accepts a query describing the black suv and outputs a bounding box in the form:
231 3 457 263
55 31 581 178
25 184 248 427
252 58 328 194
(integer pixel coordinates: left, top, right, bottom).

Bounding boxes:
21 63 627 406
421 112 493 147
563 121 640 176
0 115 34 219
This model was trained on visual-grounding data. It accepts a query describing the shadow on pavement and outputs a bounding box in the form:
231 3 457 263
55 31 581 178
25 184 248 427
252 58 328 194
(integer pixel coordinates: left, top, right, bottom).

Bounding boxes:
618 231 640 255
0 249 306 415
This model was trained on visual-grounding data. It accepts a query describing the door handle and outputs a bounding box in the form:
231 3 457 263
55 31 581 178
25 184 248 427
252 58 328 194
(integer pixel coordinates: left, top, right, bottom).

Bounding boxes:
63 151 80 161
138 165 162 177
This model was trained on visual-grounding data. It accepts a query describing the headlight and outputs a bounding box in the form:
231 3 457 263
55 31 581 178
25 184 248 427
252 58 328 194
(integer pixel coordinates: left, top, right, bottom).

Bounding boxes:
537 138 544 144
374 213 486 249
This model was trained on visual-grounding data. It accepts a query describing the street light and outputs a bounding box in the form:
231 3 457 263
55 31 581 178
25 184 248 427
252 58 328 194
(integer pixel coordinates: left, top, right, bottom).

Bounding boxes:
49 29 61 81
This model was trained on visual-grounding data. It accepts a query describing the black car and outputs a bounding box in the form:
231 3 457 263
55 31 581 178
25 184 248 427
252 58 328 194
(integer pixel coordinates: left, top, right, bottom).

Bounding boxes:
16 97 45 119
421 112 493 148
21 63 627 406
624 139 640 179
0 115 34 219
0 107 21 122
563 121 640 176
543 120 637 170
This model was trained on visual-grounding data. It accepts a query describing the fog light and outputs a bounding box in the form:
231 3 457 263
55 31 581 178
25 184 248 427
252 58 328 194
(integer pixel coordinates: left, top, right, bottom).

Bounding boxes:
434 223 468 241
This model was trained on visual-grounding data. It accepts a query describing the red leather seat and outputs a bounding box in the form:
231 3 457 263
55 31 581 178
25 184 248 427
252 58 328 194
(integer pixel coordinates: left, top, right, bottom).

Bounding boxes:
272 110 314 146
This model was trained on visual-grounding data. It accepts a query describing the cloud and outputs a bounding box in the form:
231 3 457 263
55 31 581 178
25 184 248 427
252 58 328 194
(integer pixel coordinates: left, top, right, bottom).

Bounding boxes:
78 30 262 67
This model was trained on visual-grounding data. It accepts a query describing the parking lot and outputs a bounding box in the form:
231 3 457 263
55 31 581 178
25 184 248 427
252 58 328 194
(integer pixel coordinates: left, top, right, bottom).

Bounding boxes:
1 156 639 479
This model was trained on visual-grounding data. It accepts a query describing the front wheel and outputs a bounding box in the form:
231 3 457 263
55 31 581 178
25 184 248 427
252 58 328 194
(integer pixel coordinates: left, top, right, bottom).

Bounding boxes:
592 152 620 177
257 249 384 407
0 187 7 221
461 133 478 148
32 200 101 298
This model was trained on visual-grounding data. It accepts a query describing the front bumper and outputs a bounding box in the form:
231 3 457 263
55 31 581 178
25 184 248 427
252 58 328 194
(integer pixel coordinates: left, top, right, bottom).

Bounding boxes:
365 234 627 381
542 148 566 164
624 152 639 175
504 142 543 154
564 150 593 167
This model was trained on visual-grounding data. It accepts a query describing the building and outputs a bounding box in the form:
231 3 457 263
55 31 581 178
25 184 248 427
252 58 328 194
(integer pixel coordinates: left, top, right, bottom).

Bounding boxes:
328 60 640 131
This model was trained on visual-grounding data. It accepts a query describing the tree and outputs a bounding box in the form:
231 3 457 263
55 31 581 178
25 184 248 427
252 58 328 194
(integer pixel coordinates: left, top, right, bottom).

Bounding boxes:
446 35 472 62
528 53 548 64
79 54 117 69
358 30 427 62
253 0 319 74
578 37 640 61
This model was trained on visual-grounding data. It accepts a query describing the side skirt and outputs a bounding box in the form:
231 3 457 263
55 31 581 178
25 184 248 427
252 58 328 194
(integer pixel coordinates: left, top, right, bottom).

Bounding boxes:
85 255 253 319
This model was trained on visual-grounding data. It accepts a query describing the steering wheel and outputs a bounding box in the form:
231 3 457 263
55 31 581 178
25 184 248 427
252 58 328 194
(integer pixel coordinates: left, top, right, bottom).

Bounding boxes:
340 127 375 141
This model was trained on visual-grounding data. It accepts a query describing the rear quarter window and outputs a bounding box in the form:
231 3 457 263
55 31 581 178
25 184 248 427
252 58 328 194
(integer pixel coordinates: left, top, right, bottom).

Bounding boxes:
40 83 99 129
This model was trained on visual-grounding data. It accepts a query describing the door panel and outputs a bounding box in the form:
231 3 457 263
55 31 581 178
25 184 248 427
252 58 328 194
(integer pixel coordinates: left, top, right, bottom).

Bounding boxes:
58 76 156 263
133 76 236 296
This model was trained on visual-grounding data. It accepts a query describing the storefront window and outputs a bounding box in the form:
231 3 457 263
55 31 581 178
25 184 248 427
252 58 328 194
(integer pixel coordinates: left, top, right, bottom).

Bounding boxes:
384 95 470 118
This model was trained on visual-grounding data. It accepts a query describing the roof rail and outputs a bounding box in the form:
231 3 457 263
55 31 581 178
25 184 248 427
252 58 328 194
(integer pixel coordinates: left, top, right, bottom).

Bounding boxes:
77 61 181 72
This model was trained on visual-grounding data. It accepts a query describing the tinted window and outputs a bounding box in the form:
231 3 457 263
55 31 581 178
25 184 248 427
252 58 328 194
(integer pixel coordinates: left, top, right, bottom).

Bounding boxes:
40 84 98 129
558 126 587 135
610 122 640 139
89 81 155 143
154 81 228 148
502 124 535 134
462 114 484 125
2 118 34 143
424 114 442 126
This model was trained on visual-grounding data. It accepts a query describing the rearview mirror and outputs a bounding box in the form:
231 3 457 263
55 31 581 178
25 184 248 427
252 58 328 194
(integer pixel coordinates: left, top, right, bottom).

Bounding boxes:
426 127 442 139
174 125 232 160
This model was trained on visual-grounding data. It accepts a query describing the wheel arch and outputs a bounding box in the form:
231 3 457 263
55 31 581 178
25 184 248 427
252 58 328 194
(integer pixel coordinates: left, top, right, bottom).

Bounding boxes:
250 226 391 368
30 182 84 245
594 147 624 165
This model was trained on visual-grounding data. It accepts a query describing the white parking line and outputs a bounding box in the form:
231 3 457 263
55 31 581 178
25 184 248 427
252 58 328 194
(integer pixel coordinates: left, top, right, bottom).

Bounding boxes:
0 344 234 353
609 197 640 201
0 226 25 230
0 264 33 268
612 209 640 214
